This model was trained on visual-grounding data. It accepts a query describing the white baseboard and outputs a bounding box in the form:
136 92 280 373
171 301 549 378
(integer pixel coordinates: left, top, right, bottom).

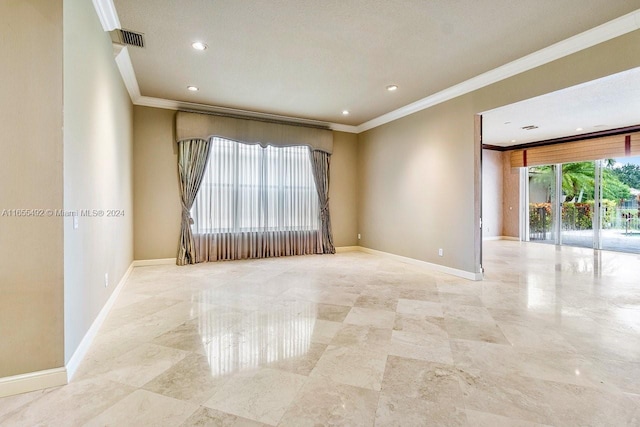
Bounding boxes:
335 246 360 253
65 262 134 381
0 367 67 398
357 246 483 281
132 258 176 267
483 235 520 241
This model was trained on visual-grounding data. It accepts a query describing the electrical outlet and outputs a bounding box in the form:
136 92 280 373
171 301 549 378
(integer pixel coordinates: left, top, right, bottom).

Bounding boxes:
104 273 109 288
357 233 361 240
438 248 444 257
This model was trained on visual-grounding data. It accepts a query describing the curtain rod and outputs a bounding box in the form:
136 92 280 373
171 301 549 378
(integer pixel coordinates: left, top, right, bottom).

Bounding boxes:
178 108 332 131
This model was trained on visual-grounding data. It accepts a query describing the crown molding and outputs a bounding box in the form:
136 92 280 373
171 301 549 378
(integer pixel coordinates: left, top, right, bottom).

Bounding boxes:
134 96 323 126
328 123 359 133
114 47 141 101
104 1 639 135
134 96 359 132
356 9 640 133
107 29 358 132
92 0 120 31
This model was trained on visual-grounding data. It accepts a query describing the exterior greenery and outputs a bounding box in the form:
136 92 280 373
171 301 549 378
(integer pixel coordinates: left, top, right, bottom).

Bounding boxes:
611 163 640 189
529 160 640 234
530 162 631 202
529 200 618 232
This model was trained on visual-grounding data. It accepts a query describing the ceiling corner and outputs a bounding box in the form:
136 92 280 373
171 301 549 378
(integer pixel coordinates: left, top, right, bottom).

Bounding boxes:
329 123 359 134
114 47 141 102
92 0 121 31
357 8 640 133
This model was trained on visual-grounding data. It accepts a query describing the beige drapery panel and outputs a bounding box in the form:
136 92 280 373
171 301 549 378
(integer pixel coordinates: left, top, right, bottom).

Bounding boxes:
510 132 640 167
176 111 333 153
176 138 212 265
195 231 323 262
310 150 335 254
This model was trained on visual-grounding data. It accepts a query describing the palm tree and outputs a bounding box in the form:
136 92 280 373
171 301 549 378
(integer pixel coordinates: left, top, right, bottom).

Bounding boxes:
561 162 593 202
530 161 630 202
529 163 594 202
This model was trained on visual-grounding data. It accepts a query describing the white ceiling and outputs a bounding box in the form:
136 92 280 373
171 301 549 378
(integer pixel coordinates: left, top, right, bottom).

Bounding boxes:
482 66 640 146
111 0 640 127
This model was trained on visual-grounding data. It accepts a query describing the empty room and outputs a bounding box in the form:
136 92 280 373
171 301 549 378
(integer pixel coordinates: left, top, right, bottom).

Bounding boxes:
1 0 640 425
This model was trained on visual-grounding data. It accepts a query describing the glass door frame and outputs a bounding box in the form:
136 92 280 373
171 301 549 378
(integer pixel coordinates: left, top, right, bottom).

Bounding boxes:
593 159 602 249
554 163 563 246
521 161 603 250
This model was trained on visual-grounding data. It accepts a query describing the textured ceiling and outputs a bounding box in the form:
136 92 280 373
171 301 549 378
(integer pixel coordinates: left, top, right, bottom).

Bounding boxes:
482 66 640 146
112 0 640 126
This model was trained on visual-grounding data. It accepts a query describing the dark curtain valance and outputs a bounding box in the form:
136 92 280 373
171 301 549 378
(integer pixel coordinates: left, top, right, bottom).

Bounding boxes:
176 111 333 154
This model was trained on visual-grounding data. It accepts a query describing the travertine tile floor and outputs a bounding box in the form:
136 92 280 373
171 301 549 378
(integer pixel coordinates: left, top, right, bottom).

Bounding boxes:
2 241 640 426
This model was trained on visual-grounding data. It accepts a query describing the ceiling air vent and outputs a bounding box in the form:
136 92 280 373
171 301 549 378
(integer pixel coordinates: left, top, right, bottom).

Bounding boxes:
521 125 539 130
110 29 145 48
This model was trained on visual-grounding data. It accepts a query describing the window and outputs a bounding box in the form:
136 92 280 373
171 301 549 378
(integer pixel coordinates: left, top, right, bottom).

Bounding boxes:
192 137 320 233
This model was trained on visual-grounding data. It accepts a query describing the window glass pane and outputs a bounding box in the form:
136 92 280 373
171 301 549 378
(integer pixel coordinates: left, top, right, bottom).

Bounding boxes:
192 138 319 233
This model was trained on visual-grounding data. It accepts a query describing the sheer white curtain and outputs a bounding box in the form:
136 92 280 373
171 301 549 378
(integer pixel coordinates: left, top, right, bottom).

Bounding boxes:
191 137 322 261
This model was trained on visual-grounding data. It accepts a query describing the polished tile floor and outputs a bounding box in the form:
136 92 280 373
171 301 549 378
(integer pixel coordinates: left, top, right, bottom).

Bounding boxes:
1 241 640 426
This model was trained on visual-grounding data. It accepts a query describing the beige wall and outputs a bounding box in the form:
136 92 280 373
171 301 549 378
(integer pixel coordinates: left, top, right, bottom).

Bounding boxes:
133 107 359 259
502 152 520 238
482 149 503 238
63 0 134 362
358 30 640 275
0 0 64 377
133 106 180 260
358 96 478 273
329 132 358 247
483 149 519 239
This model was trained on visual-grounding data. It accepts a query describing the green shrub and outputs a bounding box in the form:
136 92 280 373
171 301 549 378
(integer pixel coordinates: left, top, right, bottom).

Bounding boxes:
529 200 627 231
529 203 552 232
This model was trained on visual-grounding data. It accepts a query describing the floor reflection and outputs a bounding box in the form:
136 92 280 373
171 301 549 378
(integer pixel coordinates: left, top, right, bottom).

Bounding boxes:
198 302 315 377
4 243 640 426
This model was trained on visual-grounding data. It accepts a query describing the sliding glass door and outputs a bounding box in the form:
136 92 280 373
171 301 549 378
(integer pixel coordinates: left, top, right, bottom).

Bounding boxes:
600 156 640 253
525 157 640 254
528 165 557 244
560 162 595 249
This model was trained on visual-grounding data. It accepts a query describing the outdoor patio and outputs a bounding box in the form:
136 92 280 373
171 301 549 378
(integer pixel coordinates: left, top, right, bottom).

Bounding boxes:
530 228 640 254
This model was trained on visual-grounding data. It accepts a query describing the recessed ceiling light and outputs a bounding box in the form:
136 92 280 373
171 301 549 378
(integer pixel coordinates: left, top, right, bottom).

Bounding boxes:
386 85 398 92
576 127 583 131
187 86 199 91
342 110 349 115
511 139 516 143
191 41 207 51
